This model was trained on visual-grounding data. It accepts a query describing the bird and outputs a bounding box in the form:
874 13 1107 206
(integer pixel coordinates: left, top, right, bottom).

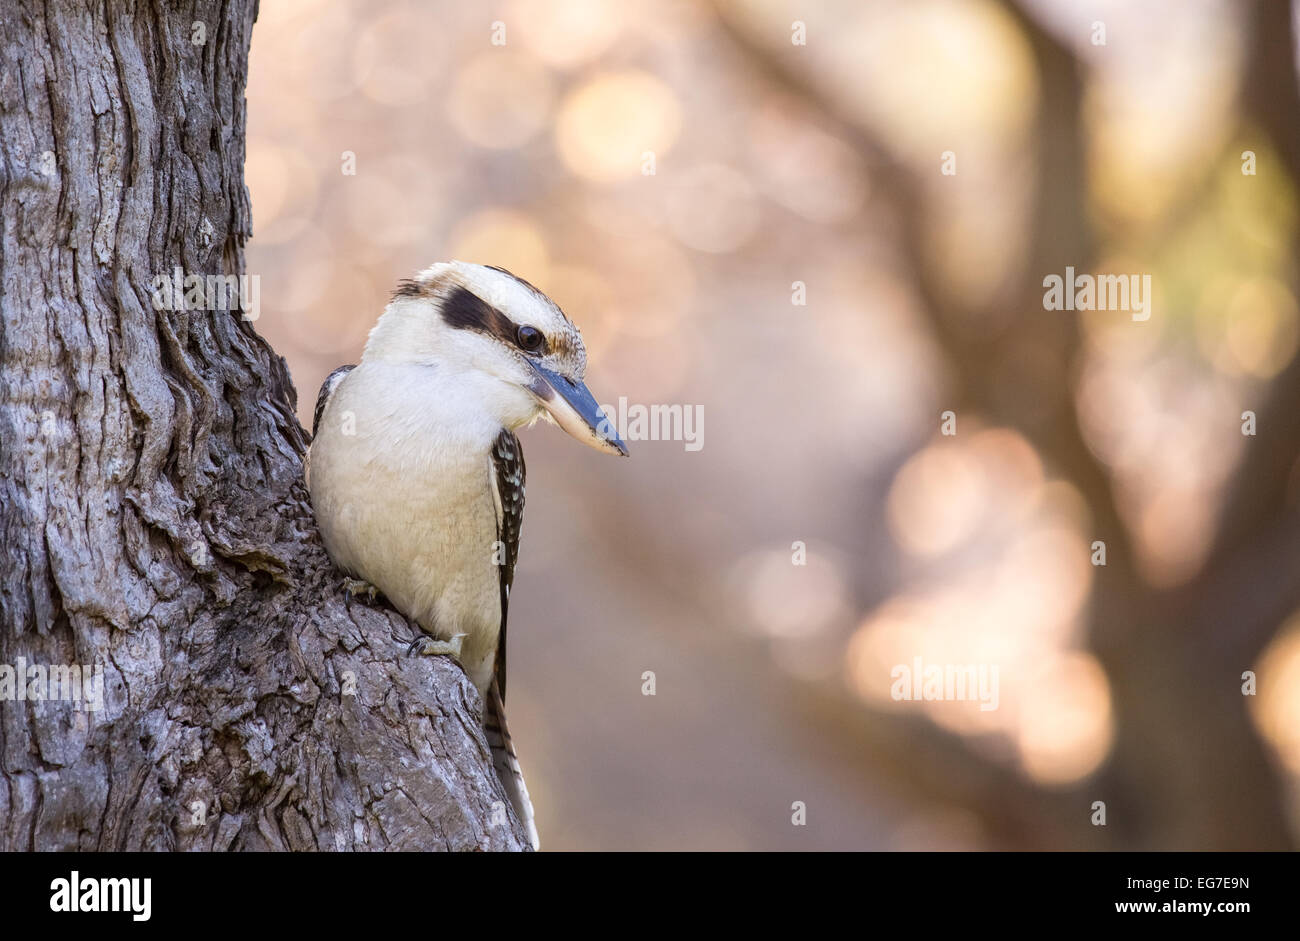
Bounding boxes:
305 261 627 851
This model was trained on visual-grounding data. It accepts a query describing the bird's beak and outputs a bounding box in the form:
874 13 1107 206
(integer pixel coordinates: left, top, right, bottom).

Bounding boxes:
526 362 628 456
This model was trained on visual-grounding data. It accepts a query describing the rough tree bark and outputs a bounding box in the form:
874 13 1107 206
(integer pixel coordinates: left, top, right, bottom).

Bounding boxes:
0 1 528 850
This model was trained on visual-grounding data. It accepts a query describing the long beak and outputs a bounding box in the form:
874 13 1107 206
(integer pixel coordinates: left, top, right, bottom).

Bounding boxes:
526 362 628 456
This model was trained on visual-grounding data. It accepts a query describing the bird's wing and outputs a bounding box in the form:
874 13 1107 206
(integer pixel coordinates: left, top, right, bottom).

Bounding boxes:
486 429 538 849
311 364 356 439
488 428 525 701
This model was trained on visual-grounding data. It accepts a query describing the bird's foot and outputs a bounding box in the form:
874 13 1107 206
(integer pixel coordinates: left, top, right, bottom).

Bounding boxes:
408 633 467 660
342 577 381 604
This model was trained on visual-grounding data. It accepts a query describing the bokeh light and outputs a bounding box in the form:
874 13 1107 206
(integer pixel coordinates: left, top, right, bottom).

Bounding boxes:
555 71 682 182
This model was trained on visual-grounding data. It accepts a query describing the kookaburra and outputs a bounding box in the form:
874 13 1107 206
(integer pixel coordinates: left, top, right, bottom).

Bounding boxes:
306 261 627 851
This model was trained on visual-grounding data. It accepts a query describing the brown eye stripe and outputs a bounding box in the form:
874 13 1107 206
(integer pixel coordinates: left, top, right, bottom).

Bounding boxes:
441 285 502 332
393 271 573 355
440 285 552 354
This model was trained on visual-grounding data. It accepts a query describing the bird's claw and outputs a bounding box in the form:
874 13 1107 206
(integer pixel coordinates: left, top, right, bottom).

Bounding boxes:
343 577 380 604
408 633 467 659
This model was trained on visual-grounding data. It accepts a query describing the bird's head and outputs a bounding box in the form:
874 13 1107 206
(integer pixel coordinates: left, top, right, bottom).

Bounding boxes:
363 261 627 456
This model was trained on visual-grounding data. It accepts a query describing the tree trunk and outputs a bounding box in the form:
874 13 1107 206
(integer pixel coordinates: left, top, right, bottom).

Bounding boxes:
0 0 527 851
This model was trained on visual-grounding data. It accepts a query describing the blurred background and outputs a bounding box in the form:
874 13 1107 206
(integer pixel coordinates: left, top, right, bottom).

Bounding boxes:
245 0 1300 849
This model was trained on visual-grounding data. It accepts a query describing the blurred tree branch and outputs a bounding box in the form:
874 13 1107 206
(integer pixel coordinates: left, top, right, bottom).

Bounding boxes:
1198 0 1300 614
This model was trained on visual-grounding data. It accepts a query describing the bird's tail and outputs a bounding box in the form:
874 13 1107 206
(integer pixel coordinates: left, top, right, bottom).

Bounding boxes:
485 677 540 851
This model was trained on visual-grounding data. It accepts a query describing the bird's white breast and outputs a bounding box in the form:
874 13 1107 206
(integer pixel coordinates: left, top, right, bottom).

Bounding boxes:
308 361 506 694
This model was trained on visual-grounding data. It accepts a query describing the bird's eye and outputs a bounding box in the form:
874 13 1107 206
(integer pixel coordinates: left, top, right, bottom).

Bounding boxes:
516 325 544 353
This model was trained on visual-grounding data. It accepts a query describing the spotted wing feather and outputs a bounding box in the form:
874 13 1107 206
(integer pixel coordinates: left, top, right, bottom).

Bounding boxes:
485 429 537 849
312 365 356 439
